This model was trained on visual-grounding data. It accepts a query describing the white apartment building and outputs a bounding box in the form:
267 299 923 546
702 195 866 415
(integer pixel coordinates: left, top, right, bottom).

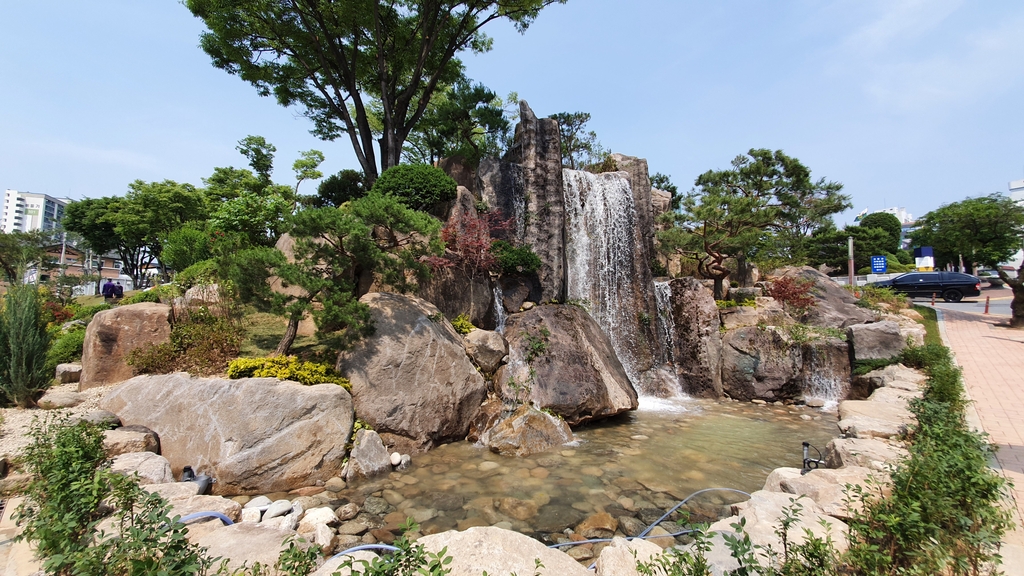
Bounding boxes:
1 189 71 233
1010 179 1024 203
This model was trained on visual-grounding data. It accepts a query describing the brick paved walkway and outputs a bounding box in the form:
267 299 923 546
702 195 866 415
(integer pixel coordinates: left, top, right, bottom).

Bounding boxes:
937 307 1024 569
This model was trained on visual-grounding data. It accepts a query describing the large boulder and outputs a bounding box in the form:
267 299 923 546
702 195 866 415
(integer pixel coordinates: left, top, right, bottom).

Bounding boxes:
478 101 566 303
463 329 508 374
99 373 354 495
110 451 174 485
415 267 495 330
847 321 906 361
482 404 574 457
776 267 877 328
664 277 722 397
494 305 638 425
720 326 802 401
418 527 591 576
79 303 172 390
338 293 488 452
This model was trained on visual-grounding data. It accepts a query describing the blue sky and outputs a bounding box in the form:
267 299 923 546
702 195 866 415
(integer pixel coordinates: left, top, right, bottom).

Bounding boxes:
1 1 1022 225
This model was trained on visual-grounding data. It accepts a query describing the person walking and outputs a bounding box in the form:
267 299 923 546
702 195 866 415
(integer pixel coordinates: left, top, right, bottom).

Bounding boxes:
101 279 116 301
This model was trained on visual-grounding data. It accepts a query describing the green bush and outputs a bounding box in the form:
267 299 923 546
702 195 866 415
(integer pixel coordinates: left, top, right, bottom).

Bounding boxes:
120 284 180 306
451 313 475 335
15 415 216 576
370 164 457 211
490 240 541 275
845 342 1012 574
127 310 241 376
44 328 86 378
226 356 350 389
70 303 111 322
174 258 219 290
0 284 53 407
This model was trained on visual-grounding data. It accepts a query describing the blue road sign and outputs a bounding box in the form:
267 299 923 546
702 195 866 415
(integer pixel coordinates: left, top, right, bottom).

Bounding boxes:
870 256 887 274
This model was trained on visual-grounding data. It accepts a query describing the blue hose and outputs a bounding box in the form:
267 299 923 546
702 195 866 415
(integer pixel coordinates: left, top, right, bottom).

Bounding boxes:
179 511 235 525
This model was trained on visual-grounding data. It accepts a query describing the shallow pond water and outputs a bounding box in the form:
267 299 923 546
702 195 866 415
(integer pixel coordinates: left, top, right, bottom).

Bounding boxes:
333 397 838 542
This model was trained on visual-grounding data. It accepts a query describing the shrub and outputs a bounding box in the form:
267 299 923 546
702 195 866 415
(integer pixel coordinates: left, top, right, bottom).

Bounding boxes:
44 327 86 378
174 258 219 290
490 240 541 275
120 284 180 306
70 303 111 322
226 356 350 389
127 310 241 376
41 300 73 326
0 284 53 407
853 284 908 311
370 164 457 211
768 276 816 314
15 415 216 576
450 314 475 335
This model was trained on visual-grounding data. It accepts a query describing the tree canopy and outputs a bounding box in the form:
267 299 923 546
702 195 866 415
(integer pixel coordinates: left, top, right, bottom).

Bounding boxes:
658 149 847 297
0 231 52 283
549 111 607 170
909 194 1024 272
858 212 903 254
186 0 564 180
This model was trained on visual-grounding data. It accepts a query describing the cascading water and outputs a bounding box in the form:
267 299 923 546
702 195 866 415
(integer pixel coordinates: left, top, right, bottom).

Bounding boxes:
654 281 675 365
801 342 848 409
493 282 508 334
563 169 645 388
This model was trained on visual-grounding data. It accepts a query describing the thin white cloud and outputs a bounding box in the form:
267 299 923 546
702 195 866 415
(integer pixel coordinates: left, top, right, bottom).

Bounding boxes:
827 1 1024 113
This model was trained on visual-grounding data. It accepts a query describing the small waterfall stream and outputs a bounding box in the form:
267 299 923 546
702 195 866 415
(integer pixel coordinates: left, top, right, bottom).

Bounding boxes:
563 170 644 386
654 280 675 365
493 282 508 334
801 343 848 409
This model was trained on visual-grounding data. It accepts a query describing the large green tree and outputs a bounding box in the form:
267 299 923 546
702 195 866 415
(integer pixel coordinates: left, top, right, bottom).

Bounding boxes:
549 111 607 170
402 80 510 166
186 0 563 180
659 149 847 298
0 231 52 283
909 194 1024 274
858 212 903 254
225 192 442 358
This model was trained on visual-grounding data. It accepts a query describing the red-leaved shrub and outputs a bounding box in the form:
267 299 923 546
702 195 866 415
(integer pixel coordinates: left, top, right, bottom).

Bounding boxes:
768 276 817 314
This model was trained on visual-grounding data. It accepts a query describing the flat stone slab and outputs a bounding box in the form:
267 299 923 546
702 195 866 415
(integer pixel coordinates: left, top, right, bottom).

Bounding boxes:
193 523 303 573
867 386 922 407
418 526 591 576
765 466 884 519
824 437 909 471
838 400 913 439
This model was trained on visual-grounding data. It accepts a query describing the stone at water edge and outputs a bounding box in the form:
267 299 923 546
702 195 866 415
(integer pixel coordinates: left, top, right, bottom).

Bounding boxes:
390 452 402 466
483 404 575 457
345 429 392 482
338 292 488 452
418 526 592 576
263 499 293 520
595 537 664 576
464 329 509 374
195 523 309 573
244 495 272 509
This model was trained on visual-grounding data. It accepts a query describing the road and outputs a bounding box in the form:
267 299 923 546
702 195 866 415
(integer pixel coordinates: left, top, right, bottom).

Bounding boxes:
909 286 1013 317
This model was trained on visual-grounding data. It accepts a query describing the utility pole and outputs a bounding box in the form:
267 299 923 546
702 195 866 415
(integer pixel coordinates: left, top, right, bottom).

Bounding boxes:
848 236 855 289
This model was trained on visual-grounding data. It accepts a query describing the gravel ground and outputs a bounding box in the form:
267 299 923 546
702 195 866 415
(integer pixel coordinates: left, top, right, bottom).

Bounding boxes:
0 383 119 461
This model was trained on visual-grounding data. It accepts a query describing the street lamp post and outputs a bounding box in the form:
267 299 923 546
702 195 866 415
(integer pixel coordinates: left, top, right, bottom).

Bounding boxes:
848 236 855 289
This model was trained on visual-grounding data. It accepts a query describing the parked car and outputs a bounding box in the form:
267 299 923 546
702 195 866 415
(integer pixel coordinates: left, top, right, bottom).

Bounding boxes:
870 271 981 302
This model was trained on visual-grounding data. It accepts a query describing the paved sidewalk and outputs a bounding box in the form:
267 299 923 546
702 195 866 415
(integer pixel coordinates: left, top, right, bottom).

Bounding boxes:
937 308 1024 569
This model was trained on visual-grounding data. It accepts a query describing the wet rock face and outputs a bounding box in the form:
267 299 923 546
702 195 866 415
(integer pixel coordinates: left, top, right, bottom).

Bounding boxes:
720 326 803 401
494 305 638 426
477 101 566 303
338 292 488 451
665 277 724 397
79 303 172 390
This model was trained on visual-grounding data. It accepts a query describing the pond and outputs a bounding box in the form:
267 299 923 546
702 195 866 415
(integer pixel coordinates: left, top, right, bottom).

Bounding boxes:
332 397 839 543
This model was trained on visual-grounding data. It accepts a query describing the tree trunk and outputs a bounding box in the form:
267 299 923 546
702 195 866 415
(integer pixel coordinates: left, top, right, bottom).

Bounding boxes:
275 316 300 356
713 277 725 300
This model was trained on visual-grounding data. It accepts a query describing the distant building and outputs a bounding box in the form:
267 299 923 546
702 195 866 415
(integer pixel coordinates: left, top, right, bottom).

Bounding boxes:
1 189 71 233
1010 179 1024 203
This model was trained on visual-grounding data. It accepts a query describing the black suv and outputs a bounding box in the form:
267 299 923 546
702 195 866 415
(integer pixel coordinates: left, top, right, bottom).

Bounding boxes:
870 272 981 302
